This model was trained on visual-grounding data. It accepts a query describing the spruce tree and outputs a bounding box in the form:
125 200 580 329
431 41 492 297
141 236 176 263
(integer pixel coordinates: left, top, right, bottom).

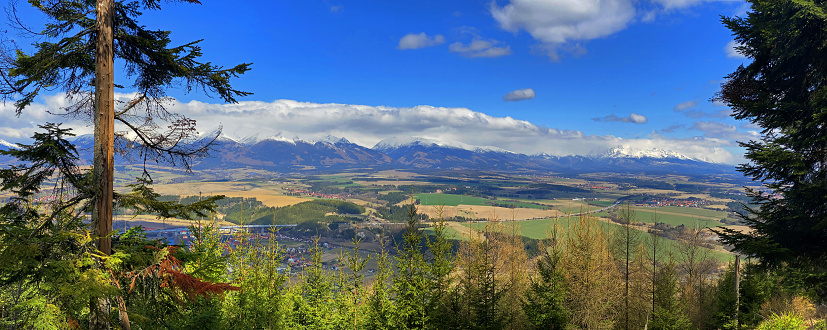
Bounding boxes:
523 221 569 329
391 198 429 328
714 0 827 301
650 262 691 330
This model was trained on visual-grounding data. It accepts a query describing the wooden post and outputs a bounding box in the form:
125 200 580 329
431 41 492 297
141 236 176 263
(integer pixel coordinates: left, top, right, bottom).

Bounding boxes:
734 255 740 329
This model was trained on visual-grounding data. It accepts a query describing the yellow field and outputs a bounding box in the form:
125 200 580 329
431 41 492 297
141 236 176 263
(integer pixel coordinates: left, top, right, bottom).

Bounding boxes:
211 190 308 207
113 214 235 230
138 181 309 208
355 180 431 186
417 204 564 221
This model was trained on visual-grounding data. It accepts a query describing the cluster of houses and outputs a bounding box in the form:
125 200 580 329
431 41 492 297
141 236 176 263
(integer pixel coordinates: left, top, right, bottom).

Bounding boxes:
578 184 611 190
283 187 347 200
635 197 710 208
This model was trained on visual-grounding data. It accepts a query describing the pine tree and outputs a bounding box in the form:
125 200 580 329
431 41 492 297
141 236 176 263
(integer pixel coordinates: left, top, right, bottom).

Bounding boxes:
714 0 827 301
713 262 740 329
391 198 429 328
365 229 395 330
523 219 569 329
423 204 456 328
338 225 371 329
650 261 691 330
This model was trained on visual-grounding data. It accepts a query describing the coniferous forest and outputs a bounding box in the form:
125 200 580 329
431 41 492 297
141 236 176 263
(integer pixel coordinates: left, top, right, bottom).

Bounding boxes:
1 0 827 329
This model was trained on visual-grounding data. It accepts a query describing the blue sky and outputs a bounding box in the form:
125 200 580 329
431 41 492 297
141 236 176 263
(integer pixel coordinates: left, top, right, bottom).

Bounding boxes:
1 0 756 163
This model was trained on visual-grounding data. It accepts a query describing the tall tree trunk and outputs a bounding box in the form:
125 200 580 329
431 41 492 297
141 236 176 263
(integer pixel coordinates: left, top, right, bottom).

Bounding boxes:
90 0 114 329
93 0 114 256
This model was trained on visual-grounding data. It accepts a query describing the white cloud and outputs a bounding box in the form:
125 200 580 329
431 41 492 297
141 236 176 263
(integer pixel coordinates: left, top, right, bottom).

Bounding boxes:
673 100 697 111
490 0 635 59
503 88 536 101
489 0 733 60
692 121 736 134
691 121 759 142
449 39 512 58
740 122 760 130
725 40 746 58
398 33 446 50
1 94 743 164
649 0 709 10
592 113 648 124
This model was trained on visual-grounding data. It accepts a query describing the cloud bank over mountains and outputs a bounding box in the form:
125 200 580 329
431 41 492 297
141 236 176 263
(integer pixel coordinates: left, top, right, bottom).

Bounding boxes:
1 94 745 164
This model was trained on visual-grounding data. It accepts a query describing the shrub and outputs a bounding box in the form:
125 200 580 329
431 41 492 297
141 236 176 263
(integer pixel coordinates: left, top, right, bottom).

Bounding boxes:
755 313 806 330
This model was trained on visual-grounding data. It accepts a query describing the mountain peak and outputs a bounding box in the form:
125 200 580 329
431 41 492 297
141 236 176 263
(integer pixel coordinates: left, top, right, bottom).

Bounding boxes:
373 136 512 154
240 132 297 145
309 135 351 145
373 136 439 151
0 139 18 150
595 146 695 161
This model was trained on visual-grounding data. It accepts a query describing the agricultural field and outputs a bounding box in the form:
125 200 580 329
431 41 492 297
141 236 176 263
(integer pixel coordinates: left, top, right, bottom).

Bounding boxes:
98 166 745 264
596 205 729 228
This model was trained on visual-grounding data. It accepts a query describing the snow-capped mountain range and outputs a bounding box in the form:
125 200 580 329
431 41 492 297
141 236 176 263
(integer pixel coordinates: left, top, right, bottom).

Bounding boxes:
373 136 513 154
594 146 696 161
0 133 731 175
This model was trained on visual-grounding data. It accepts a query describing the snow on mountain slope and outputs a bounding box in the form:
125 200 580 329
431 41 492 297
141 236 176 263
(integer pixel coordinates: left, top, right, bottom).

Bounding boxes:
0 139 18 150
373 136 512 153
594 146 697 161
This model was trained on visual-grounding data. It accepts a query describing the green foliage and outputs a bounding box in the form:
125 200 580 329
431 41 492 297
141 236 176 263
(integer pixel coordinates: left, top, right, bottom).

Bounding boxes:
650 263 691 330
423 209 455 329
713 263 739 329
523 240 569 329
221 229 288 329
391 203 430 328
755 313 807 330
0 126 240 328
0 125 113 326
376 204 429 223
378 191 410 206
364 231 396 330
285 240 339 329
246 199 363 225
715 0 827 301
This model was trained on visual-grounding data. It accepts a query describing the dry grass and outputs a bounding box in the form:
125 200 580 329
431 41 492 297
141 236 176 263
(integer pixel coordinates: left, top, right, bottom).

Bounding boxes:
717 225 753 234
113 214 235 231
137 181 309 208
373 170 421 179
417 204 564 221
210 190 308 207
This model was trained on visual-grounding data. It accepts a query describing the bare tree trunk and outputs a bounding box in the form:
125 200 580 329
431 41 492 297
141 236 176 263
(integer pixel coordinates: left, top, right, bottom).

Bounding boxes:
734 255 740 330
90 0 114 329
93 0 114 256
